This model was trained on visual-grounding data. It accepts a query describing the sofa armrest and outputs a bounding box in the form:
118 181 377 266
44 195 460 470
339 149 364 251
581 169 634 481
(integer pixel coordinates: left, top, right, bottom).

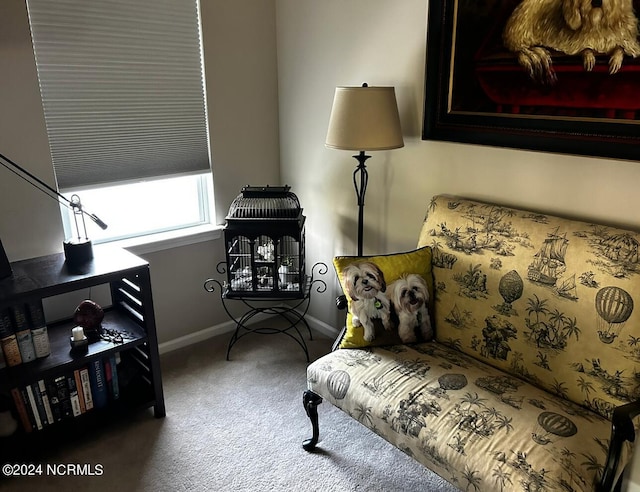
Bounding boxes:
599 400 640 492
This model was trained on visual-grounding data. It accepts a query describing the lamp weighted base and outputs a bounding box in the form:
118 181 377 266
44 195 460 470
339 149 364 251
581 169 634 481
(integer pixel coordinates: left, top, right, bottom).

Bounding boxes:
63 239 93 266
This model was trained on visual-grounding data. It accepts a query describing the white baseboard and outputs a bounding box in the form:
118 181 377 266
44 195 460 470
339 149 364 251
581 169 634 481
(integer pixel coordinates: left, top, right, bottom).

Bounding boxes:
158 319 237 354
158 311 340 355
305 315 341 340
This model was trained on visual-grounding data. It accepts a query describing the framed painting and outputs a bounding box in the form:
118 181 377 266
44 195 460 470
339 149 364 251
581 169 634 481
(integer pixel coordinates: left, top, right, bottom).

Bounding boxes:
422 0 640 161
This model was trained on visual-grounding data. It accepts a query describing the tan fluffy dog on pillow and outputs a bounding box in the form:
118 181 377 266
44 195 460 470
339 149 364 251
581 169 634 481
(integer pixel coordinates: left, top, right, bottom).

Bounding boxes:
389 273 433 343
342 262 392 342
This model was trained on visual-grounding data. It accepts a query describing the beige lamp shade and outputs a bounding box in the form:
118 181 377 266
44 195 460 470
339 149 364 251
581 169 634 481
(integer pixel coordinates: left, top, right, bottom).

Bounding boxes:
326 86 404 151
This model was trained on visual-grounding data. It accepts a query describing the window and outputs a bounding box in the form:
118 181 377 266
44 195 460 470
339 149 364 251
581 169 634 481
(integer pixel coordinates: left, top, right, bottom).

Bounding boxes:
60 173 213 244
26 0 213 243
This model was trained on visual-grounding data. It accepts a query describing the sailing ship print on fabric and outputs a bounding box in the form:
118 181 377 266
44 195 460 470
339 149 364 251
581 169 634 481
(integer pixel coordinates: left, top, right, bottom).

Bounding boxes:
418 195 640 418
528 228 569 287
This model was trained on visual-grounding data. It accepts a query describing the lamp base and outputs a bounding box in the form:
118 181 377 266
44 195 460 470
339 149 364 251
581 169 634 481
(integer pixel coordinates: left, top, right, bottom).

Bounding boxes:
63 239 93 266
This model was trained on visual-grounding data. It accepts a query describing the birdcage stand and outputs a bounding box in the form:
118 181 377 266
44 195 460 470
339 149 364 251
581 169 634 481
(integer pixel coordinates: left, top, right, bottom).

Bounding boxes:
204 262 327 361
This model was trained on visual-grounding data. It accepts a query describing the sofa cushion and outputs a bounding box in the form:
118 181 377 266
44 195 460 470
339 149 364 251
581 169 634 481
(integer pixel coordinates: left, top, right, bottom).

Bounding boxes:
417 195 640 420
307 342 632 491
333 247 434 349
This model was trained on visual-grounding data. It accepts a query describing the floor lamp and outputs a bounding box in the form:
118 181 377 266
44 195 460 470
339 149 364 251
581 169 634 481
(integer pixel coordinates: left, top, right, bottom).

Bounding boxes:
325 83 404 256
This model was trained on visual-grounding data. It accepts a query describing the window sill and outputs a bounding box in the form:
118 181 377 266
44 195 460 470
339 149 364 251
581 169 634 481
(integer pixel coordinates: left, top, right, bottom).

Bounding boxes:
106 224 222 255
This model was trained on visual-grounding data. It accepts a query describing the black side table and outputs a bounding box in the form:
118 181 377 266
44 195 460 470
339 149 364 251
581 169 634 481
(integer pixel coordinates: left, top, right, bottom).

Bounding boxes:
204 262 327 361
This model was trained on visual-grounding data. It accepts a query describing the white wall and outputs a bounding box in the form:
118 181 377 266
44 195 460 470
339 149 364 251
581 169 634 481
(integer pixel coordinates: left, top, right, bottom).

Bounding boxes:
0 0 281 344
0 0 64 261
275 0 640 488
201 0 281 225
275 0 640 330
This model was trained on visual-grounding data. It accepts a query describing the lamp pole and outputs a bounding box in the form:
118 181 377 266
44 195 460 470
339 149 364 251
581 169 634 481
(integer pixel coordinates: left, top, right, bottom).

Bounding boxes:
352 151 370 257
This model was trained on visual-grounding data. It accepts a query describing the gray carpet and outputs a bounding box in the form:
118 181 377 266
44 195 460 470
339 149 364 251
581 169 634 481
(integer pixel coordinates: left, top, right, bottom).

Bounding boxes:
0 329 459 491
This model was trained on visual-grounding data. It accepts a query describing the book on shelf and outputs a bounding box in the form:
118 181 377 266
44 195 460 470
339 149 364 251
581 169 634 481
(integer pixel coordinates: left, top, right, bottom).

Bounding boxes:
80 367 94 411
31 381 50 428
67 375 82 417
26 299 50 358
37 379 54 426
54 375 73 420
104 354 120 401
0 308 21 367
89 358 108 409
74 370 86 414
15 329 36 363
9 354 127 432
46 379 63 423
20 388 37 431
24 385 42 430
11 304 36 364
10 388 32 433
9 304 28 332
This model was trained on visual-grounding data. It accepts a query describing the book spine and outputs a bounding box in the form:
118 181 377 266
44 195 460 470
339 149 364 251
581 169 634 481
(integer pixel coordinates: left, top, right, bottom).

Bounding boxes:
31 326 50 358
89 358 108 409
67 375 82 417
15 329 36 363
110 354 120 400
0 308 13 339
10 388 32 433
20 388 36 430
104 357 113 398
74 370 86 413
46 379 63 422
25 385 42 430
27 300 50 358
11 304 36 363
0 335 22 367
38 379 54 425
0 309 21 367
80 367 94 411
9 304 28 332
31 382 48 427
54 375 73 419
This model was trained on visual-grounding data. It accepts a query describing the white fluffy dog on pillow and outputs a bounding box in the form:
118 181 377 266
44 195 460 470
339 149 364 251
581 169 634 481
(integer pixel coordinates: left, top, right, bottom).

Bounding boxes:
342 262 392 342
389 273 433 343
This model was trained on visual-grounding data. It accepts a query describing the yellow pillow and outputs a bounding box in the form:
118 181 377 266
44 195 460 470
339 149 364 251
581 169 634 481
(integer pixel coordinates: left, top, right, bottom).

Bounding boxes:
333 246 434 349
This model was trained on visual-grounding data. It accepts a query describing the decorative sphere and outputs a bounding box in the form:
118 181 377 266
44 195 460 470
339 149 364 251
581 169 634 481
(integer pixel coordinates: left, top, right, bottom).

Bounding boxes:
73 299 104 330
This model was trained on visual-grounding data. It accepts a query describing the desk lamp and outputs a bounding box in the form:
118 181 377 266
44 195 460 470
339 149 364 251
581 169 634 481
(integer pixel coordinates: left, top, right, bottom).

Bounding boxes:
0 151 107 277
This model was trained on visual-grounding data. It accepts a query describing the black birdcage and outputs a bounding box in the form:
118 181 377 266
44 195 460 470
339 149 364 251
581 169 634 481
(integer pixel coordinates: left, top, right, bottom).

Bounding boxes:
223 185 306 298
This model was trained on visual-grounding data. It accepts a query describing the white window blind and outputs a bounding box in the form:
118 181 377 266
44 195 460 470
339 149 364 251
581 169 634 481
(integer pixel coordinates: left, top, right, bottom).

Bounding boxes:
26 0 210 190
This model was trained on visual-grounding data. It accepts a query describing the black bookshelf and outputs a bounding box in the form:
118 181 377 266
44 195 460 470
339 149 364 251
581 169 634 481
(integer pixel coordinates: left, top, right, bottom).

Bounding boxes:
0 245 165 460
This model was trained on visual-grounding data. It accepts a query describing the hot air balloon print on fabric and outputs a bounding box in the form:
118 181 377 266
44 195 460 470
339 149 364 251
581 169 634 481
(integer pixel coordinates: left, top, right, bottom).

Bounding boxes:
495 269 523 315
595 286 634 344
532 411 577 446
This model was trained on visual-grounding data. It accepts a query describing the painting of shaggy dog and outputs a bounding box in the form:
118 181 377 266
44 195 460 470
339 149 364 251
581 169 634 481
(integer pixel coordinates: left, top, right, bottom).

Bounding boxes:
503 0 640 83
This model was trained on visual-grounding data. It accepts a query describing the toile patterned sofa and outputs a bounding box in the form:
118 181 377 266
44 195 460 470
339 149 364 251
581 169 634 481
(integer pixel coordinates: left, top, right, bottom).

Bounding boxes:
303 194 640 492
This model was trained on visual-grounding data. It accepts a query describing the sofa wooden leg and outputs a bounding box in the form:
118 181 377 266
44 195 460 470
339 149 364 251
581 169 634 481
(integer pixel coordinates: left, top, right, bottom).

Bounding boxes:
302 390 322 451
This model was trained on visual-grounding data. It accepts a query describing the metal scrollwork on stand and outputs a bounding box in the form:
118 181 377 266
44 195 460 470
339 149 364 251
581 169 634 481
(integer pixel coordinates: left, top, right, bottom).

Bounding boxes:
204 261 328 361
